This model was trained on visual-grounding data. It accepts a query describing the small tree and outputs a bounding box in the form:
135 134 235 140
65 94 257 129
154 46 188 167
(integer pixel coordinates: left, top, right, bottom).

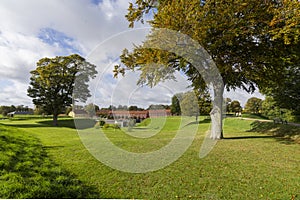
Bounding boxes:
180 91 199 120
229 100 242 116
170 93 183 115
27 54 97 126
197 89 212 115
224 98 232 113
85 103 100 118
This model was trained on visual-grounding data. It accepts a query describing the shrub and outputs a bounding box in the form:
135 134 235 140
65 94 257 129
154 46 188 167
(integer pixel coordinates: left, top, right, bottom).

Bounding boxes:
103 124 110 129
99 120 105 126
94 120 105 129
113 124 120 129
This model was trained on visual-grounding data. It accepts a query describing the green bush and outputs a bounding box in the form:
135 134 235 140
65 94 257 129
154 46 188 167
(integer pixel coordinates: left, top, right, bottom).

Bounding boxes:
137 118 150 126
112 124 120 129
99 120 105 126
103 124 110 129
94 120 105 129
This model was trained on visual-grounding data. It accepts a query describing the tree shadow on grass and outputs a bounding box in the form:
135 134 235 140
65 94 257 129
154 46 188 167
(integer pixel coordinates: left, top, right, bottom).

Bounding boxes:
38 118 97 129
245 121 300 144
3 123 51 128
224 135 277 140
4 119 96 130
0 127 101 198
184 118 211 127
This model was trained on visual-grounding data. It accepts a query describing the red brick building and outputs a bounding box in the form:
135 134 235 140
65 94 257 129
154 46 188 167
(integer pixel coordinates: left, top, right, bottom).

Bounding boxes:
96 109 171 119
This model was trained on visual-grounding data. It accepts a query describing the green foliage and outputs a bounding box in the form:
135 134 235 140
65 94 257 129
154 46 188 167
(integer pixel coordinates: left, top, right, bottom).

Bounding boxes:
128 105 144 111
171 90 212 116
27 54 97 126
102 123 120 129
127 118 136 131
196 89 212 115
113 124 121 129
180 91 199 117
0 105 16 116
261 96 296 122
269 0 300 45
170 93 183 115
263 66 300 114
99 120 105 126
85 103 99 117
244 97 263 114
115 0 300 139
0 124 99 198
94 120 105 129
228 100 242 114
117 0 298 94
103 123 110 129
137 118 151 126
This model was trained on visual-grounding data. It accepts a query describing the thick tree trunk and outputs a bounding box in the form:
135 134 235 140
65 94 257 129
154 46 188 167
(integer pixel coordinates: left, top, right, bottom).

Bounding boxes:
53 114 58 126
210 84 224 140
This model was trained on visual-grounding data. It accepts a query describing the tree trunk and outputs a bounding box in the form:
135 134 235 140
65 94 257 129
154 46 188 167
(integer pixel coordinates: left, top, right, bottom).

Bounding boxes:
210 84 224 140
53 114 58 126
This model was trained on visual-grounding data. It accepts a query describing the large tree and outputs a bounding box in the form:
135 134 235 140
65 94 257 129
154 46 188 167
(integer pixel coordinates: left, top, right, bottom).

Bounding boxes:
114 0 299 139
244 97 263 114
27 54 97 126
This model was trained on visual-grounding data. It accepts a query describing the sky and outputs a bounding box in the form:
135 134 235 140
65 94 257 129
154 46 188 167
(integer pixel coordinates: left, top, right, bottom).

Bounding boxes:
0 0 264 109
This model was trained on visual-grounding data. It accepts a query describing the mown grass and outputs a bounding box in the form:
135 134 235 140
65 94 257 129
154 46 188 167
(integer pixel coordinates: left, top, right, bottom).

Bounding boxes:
240 113 269 120
0 117 299 199
0 124 99 198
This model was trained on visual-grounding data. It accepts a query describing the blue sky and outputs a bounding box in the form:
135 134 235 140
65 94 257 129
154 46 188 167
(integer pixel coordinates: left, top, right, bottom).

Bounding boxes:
38 28 82 55
0 0 264 108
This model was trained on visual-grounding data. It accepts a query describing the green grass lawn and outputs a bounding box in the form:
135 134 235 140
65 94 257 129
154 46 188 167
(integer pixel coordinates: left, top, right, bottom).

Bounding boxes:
0 117 299 199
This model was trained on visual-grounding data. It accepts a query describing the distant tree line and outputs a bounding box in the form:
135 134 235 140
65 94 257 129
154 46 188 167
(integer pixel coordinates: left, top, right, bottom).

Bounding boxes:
244 96 299 122
0 105 33 116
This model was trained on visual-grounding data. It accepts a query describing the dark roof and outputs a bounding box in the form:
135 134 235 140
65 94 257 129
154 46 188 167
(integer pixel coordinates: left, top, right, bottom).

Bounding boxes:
73 110 88 114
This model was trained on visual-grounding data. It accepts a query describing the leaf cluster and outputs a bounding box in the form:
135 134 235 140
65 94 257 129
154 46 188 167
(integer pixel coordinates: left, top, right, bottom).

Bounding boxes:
117 0 299 95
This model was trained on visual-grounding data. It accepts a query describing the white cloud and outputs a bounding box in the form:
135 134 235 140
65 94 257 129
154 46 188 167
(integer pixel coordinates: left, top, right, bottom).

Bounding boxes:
0 0 264 108
0 0 139 107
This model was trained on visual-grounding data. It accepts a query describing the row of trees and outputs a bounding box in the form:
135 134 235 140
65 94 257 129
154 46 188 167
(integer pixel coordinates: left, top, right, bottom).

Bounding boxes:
170 91 299 122
244 96 298 122
171 89 212 116
0 105 33 116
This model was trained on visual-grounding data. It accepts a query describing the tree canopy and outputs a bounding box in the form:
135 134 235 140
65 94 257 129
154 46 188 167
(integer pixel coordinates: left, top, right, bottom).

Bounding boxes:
262 65 300 114
244 97 263 114
27 54 97 126
114 0 300 139
228 100 242 115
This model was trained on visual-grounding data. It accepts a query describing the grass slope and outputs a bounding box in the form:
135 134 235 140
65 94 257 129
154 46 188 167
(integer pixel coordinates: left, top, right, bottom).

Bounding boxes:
0 123 99 198
0 117 299 199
